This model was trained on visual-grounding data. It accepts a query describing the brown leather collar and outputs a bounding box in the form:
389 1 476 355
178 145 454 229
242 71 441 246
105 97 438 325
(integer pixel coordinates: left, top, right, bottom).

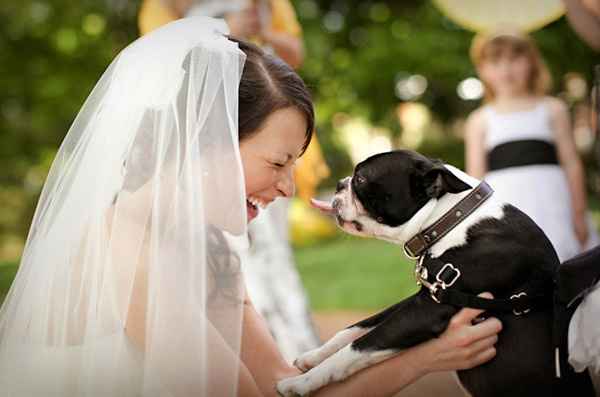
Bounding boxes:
403 181 494 259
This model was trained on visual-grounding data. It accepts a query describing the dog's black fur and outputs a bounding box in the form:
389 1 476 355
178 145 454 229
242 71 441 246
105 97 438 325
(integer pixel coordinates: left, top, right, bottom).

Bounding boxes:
344 150 594 396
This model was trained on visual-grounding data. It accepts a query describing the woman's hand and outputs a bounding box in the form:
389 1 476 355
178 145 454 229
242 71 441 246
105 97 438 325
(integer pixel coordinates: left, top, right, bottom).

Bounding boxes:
411 292 502 374
574 215 589 248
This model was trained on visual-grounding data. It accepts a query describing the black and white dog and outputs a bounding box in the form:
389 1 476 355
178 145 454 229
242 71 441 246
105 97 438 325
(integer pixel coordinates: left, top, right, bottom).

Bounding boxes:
277 150 594 397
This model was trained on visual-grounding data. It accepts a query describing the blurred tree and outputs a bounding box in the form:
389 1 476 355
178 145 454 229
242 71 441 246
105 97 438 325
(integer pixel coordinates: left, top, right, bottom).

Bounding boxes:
0 0 597 258
293 0 598 186
0 1 138 258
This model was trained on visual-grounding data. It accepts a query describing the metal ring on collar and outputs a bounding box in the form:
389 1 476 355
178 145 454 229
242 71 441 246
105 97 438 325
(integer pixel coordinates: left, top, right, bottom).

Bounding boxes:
403 243 420 260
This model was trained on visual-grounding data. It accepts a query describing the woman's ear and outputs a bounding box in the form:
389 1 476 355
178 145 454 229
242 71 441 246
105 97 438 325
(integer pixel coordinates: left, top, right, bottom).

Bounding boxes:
424 166 472 199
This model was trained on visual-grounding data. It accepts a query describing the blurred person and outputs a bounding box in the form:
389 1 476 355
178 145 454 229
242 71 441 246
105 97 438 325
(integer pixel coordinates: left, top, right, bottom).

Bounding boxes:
138 0 325 361
465 29 599 262
563 0 600 51
0 18 502 396
139 0 304 68
563 0 600 183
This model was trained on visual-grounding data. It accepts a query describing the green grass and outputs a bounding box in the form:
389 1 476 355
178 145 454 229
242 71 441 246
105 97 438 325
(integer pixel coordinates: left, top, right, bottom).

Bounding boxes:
294 234 418 311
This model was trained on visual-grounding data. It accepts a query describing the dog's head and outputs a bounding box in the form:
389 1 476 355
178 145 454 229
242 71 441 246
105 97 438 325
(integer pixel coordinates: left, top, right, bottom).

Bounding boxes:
313 150 471 242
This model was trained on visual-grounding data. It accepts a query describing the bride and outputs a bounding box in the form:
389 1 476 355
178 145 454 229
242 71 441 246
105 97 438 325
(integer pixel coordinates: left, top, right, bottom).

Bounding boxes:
0 17 501 396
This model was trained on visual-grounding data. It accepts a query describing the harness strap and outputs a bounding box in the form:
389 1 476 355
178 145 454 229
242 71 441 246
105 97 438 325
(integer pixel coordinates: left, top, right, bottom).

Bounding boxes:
436 288 552 314
415 256 553 315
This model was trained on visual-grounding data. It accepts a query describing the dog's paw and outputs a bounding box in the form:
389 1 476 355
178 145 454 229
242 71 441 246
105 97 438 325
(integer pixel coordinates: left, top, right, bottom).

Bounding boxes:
276 374 314 397
294 349 326 372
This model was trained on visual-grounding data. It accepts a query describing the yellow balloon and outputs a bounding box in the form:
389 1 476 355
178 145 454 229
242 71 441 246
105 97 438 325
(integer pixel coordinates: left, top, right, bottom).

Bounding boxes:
433 0 565 32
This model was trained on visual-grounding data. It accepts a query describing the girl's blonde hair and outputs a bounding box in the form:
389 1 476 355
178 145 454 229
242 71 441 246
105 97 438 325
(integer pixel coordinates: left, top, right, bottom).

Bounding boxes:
470 29 552 101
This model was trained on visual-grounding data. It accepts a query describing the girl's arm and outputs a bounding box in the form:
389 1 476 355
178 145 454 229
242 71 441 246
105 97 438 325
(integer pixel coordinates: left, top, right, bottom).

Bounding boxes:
549 97 589 246
563 0 600 51
465 108 488 179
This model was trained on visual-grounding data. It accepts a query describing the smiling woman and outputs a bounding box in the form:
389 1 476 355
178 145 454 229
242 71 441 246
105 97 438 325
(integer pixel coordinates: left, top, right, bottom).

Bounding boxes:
241 107 308 221
0 17 316 397
231 38 314 222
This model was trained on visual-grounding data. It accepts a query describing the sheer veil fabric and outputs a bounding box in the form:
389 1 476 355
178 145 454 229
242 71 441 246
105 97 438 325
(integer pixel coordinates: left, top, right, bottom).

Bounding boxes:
0 17 248 396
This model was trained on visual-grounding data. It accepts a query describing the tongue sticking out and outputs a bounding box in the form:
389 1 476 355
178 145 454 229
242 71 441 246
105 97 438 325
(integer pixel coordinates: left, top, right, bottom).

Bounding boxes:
310 198 336 215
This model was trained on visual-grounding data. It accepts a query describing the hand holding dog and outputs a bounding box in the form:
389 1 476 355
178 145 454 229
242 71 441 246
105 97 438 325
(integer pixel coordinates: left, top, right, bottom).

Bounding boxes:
411 292 501 374
276 293 501 397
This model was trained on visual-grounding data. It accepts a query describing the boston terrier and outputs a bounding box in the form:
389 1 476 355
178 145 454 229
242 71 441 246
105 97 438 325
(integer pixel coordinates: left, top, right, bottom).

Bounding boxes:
276 150 595 397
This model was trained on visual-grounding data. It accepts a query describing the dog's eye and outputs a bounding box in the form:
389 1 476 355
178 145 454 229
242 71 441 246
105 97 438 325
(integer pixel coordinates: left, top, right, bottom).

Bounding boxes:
356 175 366 184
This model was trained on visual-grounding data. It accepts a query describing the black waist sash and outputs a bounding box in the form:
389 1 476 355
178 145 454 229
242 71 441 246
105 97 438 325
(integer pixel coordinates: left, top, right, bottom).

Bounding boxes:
487 139 559 171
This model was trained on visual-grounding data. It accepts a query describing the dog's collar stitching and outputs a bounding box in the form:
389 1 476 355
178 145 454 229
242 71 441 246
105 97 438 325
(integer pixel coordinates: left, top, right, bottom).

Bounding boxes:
403 181 494 259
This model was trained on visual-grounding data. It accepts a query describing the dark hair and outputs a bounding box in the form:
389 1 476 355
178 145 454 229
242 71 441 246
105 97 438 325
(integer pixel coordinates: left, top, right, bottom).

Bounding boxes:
229 38 314 153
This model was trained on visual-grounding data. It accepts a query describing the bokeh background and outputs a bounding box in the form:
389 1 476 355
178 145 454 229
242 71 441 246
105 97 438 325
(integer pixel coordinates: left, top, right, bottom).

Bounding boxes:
1 0 599 315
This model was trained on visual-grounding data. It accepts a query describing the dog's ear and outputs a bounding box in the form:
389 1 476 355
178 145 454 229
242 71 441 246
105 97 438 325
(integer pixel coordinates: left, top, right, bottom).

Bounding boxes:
424 165 471 198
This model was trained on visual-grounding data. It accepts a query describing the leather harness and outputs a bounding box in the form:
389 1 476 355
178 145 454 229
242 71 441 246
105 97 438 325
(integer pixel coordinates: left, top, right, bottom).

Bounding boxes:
403 181 553 316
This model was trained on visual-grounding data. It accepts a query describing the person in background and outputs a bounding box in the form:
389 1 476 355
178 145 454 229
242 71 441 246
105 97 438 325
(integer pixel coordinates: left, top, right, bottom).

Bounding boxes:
138 0 327 361
464 29 599 262
140 0 304 68
563 0 600 51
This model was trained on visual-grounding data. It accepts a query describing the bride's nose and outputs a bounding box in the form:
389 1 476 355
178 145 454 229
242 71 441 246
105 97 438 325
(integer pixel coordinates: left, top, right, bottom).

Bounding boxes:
276 167 295 198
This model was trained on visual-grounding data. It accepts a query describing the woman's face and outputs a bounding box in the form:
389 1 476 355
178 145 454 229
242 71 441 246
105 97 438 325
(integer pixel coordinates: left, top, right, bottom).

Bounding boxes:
480 51 532 97
239 107 308 223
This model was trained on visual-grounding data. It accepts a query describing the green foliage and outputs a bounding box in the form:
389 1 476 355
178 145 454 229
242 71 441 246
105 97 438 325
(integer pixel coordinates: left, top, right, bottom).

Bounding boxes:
0 262 18 305
294 0 598 186
1 0 598 259
0 1 138 257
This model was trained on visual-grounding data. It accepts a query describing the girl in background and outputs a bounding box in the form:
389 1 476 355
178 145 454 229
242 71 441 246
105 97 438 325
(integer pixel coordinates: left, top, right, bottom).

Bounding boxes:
465 29 599 262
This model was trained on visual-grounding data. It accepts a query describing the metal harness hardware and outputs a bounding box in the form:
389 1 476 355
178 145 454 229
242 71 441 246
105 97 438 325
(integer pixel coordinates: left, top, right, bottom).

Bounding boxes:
510 292 531 316
414 256 461 303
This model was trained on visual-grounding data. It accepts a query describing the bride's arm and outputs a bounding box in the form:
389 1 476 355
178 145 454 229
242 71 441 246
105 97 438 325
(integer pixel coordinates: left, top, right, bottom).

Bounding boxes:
242 291 501 397
123 258 264 397
311 300 501 397
241 293 299 397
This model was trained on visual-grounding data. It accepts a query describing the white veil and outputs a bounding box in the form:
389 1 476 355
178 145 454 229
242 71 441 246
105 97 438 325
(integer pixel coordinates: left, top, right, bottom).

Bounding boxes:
0 17 248 396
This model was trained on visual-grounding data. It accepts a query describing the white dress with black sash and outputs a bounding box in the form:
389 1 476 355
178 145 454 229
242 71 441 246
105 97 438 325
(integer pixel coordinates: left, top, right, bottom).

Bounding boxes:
483 101 599 262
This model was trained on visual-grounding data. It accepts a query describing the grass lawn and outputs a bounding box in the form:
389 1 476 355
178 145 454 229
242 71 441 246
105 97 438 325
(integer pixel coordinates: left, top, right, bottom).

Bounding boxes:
294 234 418 311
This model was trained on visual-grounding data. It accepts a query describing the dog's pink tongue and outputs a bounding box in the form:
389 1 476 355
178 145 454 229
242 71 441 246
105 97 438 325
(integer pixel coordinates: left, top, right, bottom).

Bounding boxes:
310 198 336 215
